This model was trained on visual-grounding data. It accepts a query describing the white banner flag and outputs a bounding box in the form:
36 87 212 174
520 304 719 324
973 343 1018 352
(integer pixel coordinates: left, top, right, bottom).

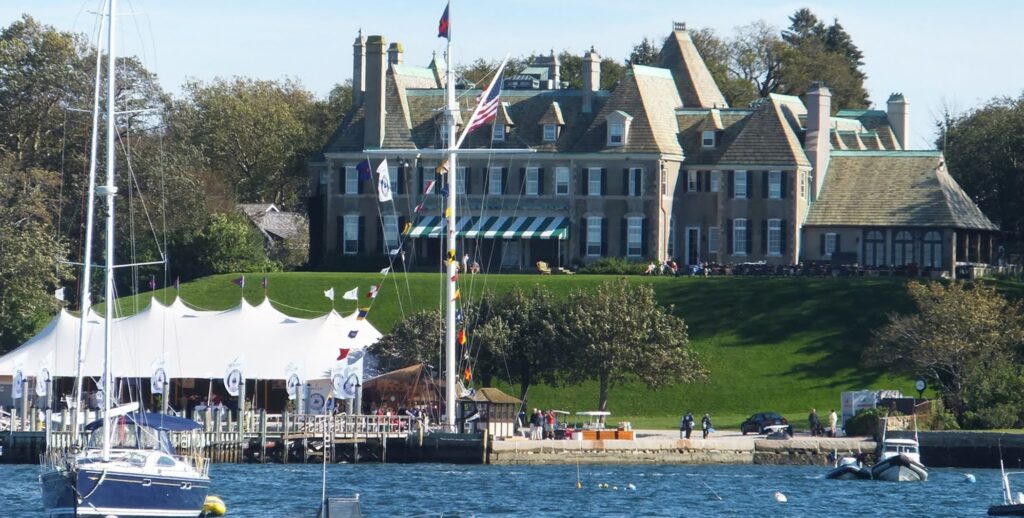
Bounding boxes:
151 365 167 395
54 287 65 301
377 158 392 202
224 362 244 397
324 287 335 301
342 287 358 300
35 367 51 397
12 370 23 399
285 366 302 401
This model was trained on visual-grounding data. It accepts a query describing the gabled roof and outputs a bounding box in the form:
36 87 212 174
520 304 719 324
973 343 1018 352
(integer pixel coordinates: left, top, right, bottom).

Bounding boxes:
676 108 753 164
804 151 998 230
462 387 521 404
716 96 810 167
659 28 728 108
537 101 565 125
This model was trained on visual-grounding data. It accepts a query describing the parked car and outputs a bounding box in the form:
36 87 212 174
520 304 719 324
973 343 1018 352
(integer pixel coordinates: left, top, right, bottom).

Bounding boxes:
741 412 788 435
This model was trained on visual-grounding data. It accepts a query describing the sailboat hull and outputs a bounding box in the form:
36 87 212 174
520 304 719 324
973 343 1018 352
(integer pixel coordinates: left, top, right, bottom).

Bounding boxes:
40 467 209 517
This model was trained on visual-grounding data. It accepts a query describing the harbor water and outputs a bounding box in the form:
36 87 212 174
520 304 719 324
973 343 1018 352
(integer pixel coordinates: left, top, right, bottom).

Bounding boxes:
0 463 1003 516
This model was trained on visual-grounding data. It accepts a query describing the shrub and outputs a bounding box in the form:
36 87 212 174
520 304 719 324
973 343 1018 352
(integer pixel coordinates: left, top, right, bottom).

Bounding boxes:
578 257 648 275
843 407 889 438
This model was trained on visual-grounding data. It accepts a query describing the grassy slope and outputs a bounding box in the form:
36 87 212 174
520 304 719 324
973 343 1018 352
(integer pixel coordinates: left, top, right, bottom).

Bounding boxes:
116 273 926 429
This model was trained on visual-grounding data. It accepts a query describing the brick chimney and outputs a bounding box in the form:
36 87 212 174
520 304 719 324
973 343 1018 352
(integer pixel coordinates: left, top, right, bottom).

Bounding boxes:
352 31 366 108
364 35 387 149
887 93 910 150
804 82 832 200
387 42 404 65
582 46 600 114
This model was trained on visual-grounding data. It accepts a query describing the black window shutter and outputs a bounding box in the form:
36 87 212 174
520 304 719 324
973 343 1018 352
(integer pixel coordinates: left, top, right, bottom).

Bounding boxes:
336 216 343 250
580 218 587 257
746 222 752 255
339 169 346 195
501 167 508 194
703 170 710 192
836 234 842 252
683 170 689 194
640 218 648 258
396 167 404 195
538 168 545 195
780 171 787 199
581 169 588 195
761 220 768 254
620 219 627 257
418 166 424 194
600 169 607 196
358 216 365 253
464 167 471 194
377 217 384 253
520 167 526 194
820 234 826 255
622 168 629 195
635 169 643 196
747 171 753 199
762 172 769 199
601 217 608 256
781 219 788 258
358 170 365 194
728 171 734 198
727 219 734 254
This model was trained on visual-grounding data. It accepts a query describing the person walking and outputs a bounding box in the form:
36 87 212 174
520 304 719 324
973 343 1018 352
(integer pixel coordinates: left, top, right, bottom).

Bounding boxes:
828 409 838 437
808 408 821 437
701 413 712 439
683 411 695 439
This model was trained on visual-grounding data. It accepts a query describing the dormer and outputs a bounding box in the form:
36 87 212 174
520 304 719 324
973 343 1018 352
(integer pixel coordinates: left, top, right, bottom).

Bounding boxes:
701 108 724 148
538 101 564 143
492 102 514 142
606 110 633 147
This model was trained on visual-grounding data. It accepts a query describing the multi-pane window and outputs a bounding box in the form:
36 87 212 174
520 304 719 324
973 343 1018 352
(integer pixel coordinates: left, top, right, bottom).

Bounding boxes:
825 233 838 258
922 231 943 268
543 124 557 142
608 123 624 145
667 218 676 259
687 170 698 192
388 166 399 195
555 167 570 195
769 171 782 199
440 124 450 148
382 215 399 253
801 172 807 198
525 167 539 196
422 167 436 194
492 124 505 142
710 171 721 192
488 167 503 195
343 215 359 255
628 168 642 196
733 219 747 255
587 168 602 196
456 167 467 195
626 217 643 257
708 227 719 253
865 230 885 266
345 167 358 195
702 131 716 148
734 171 747 198
767 219 782 256
586 217 602 257
894 230 914 266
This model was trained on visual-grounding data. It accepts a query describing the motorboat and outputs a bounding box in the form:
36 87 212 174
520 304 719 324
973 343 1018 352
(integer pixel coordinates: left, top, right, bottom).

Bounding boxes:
989 458 1024 516
870 437 928 482
825 454 871 480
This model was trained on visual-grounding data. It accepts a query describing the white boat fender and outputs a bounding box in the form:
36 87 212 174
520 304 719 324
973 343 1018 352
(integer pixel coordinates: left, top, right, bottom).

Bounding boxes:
963 473 976 483
773 491 787 503
612 486 619 491
626 483 636 491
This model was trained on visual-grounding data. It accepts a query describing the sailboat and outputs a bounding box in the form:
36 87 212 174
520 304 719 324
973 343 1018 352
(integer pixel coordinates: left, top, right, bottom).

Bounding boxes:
39 1 212 516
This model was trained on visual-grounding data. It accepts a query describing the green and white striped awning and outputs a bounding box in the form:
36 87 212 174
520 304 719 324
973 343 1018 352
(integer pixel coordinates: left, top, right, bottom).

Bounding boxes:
408 216 569 240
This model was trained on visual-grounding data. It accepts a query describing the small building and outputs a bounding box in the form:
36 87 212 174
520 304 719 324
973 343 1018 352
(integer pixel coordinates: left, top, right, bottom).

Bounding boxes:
458 387 521 439
237 203 309 265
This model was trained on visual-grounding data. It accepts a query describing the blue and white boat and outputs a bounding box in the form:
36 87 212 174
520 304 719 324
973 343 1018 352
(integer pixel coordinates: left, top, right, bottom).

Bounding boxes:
38 0 211 515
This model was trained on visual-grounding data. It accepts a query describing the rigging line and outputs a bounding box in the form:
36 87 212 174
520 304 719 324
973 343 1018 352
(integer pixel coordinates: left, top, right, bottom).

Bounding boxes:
57 110 68 243
370 172 405 320
114 126 164 258
264 298 324 315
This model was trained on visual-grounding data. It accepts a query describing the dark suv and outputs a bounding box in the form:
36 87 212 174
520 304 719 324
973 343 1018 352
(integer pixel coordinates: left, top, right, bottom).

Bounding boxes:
740 412 788 435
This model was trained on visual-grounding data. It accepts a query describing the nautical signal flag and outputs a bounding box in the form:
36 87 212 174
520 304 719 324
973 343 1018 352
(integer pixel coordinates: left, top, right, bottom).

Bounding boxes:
348 330 359 339
324 287 335 301
435 162 449 175
232 276 245 288
458 329 466 345
337 348 350 361
261 276 268 289
148 276 156 290
445 207 452 218
367 285 380 299
450 273 458 282
174 276 180 291
463 367 472 381
413 201 425 214
356 308 369 320
342 288 359 300
437 3 449 39
380 266 391 275
423 179 435 194
356 159 372 181
403 221 413 234
447 249 456 262
452 289 461 301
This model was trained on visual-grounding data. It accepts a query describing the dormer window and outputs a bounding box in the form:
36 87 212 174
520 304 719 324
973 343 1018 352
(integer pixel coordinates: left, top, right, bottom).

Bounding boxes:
543 124 557 142
605 110 632 148
609 123 624 145
702 130 716 148
492 124 505 142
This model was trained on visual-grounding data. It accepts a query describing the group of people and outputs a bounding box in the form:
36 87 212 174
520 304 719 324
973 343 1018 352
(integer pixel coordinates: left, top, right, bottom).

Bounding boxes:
808 408 839 437
527 408 559 440
679 411 713 439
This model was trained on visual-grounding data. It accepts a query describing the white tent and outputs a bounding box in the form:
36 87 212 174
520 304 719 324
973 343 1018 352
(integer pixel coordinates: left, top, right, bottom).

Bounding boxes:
0 297 379 387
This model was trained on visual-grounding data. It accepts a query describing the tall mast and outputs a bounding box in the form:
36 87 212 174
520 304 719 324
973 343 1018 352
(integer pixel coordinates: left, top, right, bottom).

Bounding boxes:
443 0 458 430
70 0 107 445
101 0 118 461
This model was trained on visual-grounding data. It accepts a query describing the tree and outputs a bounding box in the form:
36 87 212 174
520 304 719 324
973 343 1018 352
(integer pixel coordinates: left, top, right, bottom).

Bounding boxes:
171 212 277 279
938 95 1024 251
689 27 758 107
777 10 868 109
628 37 662 66
370 309 443 373
865 281 1024 423
562 280 705 412
473 286 562 404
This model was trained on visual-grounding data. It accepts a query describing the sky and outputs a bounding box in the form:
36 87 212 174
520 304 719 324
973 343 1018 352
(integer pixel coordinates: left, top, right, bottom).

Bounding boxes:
5 0 1024 149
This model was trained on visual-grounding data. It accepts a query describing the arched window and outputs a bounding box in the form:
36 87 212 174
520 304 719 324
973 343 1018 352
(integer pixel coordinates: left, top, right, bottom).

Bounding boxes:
864 230 885 267
922 231 943 268
893 230 915 266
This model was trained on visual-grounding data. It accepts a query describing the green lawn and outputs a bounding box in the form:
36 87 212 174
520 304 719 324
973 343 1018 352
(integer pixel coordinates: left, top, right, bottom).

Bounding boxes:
109 272 943 429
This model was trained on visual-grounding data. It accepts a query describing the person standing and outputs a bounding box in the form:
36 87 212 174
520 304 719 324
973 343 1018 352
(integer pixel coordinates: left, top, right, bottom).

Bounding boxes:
683 411 695 439
545 410 556 440
808 408 820 437
701 413 712 439
828 409 838 437
679 412 687 438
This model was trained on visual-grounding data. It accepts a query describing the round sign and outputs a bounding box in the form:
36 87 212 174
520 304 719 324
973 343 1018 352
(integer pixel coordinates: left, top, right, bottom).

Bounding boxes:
308 393 325 413
915 378 927 392
342 373 358 395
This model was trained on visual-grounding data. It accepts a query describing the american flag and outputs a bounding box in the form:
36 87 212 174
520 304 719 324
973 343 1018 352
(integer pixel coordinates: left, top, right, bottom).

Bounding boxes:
461 59 509 137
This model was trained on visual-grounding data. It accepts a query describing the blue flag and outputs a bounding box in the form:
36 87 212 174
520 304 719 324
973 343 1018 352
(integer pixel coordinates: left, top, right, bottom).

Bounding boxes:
356 159 372 181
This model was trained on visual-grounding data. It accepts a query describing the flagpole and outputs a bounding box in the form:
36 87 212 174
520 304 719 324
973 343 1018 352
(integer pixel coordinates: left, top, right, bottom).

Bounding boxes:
443 0 459 432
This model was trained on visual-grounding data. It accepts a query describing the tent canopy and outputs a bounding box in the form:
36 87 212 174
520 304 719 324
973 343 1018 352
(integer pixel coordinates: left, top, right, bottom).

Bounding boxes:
361 363 441 407
0 297 379 383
